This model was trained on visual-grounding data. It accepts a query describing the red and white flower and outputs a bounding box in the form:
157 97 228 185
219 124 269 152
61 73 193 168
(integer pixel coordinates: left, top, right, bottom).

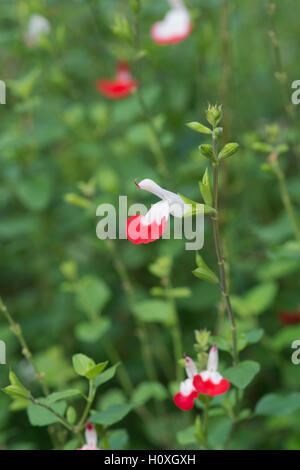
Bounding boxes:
97 61 138 100
174 347 230 410
173 356 199 411
78 423 100 451
25 14 51 47
193 346 230 397
150 0 192 45
126 178 188 244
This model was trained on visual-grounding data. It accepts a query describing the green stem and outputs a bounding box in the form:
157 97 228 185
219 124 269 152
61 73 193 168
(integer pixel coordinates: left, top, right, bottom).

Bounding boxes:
272 160 300 243
267 1 295 122
76 379 96 432
202 398 210 450
105 240 158 384
210 135 238 367
165 279 183 381
32 397 77 436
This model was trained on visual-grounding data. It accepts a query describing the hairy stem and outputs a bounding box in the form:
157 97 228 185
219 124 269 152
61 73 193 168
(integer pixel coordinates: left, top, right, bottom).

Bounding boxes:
272 160 300 243
210 136 238 366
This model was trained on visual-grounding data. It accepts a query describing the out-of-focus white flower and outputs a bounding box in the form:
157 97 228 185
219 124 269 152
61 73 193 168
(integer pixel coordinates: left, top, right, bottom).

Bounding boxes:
78 423 100 451
25 14 51 47
151 0 192 45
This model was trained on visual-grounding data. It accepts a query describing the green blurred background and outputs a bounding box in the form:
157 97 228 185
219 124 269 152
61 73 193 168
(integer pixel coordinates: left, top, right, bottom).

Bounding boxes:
1 0 300 450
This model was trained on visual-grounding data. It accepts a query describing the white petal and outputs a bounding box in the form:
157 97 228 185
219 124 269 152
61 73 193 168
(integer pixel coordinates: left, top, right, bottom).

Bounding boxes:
207 346 218 372
210 371 222 385
137 179 188 218
185 356 198 379
200 370 210 382
141 200 170 226
85 425 98 449
27 14 51 39
179 378 195 396
153 9 190 40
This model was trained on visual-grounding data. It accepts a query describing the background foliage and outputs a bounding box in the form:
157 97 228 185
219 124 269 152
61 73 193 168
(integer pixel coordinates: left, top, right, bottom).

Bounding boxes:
0 0 300 450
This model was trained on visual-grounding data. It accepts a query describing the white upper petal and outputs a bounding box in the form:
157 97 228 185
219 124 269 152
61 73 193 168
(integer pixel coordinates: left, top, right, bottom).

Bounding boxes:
141 200 170 226
137 179 188 218
179 378 195 396
153 8 190 40
185 356 198 379
207 346 218 372
85 425 98 449
200 370 222 385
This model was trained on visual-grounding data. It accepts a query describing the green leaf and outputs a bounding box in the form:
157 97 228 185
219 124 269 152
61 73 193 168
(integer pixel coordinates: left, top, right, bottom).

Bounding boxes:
90 403 133 427
218 142 239 160
107 429 129 450
63 438 80 450
44 389 81 404
245 329 264 344
66 406 77 425
177 426 197 445
75 317 111 343
199 169 213 206
95 363 120 389
133 300 174 325
186 122 212 134
86 361 109 379
231 282 277 317
223 361 260 389
75 275 111 317
27 401 67 427
193 254 219 284
255 393 300 417
269 324 300 351
132 382 168 405
15 174 52 211
72 353 95 377
199 144 214 161
3 371 30 400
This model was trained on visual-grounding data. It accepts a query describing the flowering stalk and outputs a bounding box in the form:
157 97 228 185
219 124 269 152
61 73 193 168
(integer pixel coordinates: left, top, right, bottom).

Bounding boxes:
269 156 300 244
0 298 49 396
267 1 295 122
164 277 184 381
209 118 239 366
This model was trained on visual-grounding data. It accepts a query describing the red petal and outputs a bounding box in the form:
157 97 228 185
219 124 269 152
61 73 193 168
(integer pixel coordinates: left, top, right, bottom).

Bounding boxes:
150 22 192 45
174 390 198 411
97 79 138 99
126 215 167 244
193 375 230 397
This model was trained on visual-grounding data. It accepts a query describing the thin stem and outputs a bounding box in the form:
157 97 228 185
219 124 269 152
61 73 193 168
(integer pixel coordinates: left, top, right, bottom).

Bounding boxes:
105 240 158 384
202 398 210 450
31 397 78 436
210 136 238 367
164 278 184 381
0 298 65 448
76 379 96 432
0 298 49 396
267 2 295 122
272 160 300 243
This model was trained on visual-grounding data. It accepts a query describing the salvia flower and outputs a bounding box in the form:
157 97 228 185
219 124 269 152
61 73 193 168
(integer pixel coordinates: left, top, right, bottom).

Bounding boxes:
126 178 188 244
174 347 230 411
78 423 100 450
150 0 192 45
193 346 230 397
25 14 51 47
97 61 138 100
173 356 199 411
